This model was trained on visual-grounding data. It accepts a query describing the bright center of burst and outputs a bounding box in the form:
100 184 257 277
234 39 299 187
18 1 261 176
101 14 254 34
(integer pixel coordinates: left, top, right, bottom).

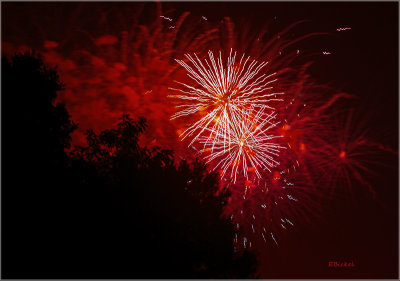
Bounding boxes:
216 93 232 107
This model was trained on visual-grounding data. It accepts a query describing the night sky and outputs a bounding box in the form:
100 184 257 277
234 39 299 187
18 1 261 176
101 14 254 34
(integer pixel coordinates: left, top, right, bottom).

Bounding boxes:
2 1 398 278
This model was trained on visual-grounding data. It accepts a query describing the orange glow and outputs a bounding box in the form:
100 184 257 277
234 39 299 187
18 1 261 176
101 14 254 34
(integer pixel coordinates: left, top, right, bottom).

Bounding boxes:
339 151 346 159
231 160 240 167
245 180 252 187
279 124 291 136
273 171 281 179
247 167 256 172
198 106 207 116
300 143 306 151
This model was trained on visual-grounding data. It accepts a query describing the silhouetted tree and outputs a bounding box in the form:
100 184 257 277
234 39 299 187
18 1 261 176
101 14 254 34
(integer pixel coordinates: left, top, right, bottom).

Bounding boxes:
71 114 258 278
2 52 77 278
2 52 257 278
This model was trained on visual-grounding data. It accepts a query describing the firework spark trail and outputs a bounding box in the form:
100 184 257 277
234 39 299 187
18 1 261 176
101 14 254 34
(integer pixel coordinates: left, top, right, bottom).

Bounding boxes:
169 49 284 148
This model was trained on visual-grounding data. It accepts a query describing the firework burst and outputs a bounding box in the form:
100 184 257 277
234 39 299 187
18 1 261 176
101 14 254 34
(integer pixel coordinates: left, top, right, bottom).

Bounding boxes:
169 49 284 148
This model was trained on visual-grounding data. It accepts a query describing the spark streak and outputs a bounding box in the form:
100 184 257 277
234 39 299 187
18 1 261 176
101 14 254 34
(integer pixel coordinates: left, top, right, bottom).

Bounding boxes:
336 27 351 31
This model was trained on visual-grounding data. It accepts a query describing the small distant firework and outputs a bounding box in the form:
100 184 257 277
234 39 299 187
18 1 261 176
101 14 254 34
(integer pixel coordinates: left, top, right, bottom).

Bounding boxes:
302 109 392 197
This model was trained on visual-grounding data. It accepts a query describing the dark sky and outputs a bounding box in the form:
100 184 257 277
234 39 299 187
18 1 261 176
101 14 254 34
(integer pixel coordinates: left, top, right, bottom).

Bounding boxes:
2 1 398 278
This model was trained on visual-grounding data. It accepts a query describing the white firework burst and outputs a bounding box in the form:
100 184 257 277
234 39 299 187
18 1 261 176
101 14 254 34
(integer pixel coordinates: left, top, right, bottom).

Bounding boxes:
169 49 284 147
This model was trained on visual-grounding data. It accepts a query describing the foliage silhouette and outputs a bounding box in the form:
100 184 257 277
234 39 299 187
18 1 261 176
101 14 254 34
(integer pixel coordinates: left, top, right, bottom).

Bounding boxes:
2 52 257 278
2 52 77 278
70 114 258 278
